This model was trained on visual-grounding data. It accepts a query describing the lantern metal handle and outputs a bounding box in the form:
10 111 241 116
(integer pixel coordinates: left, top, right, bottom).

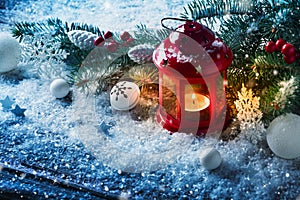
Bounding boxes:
161 17 193 31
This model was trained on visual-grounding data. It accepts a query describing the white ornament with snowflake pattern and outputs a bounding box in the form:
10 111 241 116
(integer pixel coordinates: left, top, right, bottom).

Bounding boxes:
110 81 140 111
67 30 98 50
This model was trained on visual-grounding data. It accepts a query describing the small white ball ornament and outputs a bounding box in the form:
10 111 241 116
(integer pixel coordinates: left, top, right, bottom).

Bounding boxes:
0 33 21 73
199 147 222 170
50 79 70 98
110 81 140 111
267 113 300 159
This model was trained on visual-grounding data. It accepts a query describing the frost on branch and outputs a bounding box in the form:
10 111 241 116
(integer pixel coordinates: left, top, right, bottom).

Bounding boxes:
234 84 265 144
273 76 297 110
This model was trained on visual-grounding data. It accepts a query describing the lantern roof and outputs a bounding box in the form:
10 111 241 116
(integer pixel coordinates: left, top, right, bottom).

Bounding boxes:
153 21 233 78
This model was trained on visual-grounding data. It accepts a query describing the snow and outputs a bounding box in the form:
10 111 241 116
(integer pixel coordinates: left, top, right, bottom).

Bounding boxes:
1 0 300 199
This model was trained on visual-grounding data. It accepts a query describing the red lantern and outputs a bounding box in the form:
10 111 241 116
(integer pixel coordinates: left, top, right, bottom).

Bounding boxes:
153 18 233 136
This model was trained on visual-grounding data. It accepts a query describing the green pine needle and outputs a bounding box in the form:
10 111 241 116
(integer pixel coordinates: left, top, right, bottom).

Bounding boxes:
133 24 171 45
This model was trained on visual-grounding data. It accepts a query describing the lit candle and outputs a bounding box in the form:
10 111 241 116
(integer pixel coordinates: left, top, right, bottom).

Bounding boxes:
185 93 210 112
192 93 196 104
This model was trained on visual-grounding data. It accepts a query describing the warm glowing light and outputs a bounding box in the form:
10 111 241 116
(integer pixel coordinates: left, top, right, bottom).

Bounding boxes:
192 93 196 104
185 93 210 112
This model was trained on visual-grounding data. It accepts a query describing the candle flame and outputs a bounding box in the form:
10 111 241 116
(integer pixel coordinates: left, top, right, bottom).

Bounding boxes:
192 93 196 104
192 93 196 99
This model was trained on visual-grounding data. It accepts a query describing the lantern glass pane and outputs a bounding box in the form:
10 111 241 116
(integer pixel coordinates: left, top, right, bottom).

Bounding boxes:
184 84 210 121
215 72 226 113
162 74 178 119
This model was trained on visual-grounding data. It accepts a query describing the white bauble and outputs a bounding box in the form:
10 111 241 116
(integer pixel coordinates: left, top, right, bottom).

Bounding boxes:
267 113 300 159
0 33 21 73
199 147 222 170
110 81 140 111
50 79 70 98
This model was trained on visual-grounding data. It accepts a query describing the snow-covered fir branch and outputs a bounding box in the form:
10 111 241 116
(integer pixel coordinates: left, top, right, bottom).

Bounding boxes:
273 76 298 109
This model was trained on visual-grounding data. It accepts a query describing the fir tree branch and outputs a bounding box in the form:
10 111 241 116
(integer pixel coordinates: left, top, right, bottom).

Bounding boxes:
12 18 108 71
12 18 104 41
180 0 254 21
133 24 171 46
68 22 104 36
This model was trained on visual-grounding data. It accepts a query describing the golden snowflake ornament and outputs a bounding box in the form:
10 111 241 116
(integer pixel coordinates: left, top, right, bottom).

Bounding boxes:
234 84 264 133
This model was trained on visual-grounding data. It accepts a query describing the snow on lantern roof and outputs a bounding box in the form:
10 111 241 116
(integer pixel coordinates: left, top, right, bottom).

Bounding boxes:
153 20 233 78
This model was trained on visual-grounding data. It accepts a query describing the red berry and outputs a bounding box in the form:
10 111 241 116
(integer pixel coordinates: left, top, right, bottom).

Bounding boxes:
283 55 296 64
274 103 280 110
106 41 119 52
120 31 132 41
275 38 286 51
265 41 277 53
104 31 113 39
94 36 104 46
281 43 295 57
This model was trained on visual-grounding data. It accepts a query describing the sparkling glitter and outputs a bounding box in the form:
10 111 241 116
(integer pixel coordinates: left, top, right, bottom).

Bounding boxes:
0 1 299 199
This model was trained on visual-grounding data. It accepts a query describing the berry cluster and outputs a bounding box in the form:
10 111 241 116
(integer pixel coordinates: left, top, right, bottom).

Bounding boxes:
94 31 134 53
265 38 299 64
